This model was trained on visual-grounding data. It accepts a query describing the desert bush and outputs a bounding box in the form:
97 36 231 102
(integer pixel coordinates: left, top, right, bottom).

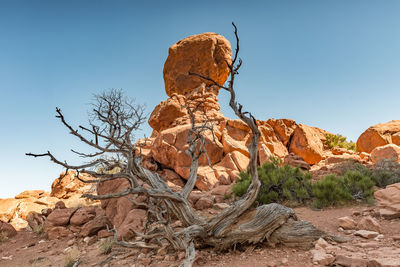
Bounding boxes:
312 174 352 208
0 231 9 243
312 171 375 208
324 133 357 151
64 247 80 267
32 224 44 236
342 171 375 202
333 159 400 188
232 158 313 206
371 159 400 188
233 158 377 209
98 238 114 255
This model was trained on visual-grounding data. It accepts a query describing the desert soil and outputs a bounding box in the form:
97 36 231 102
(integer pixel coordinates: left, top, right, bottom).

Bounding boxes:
1 204 399 267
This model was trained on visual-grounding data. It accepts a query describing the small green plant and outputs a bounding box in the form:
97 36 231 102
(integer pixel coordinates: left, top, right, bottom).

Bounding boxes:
233 157 313 206
324 133 357 151
98 238 114 255
223 193 232 200
0 231 9 243
32 224 44 236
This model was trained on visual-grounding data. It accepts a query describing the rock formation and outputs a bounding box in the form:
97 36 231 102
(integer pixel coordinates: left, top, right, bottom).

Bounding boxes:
0 171 98 230
357 120 400 153
143 32 343 192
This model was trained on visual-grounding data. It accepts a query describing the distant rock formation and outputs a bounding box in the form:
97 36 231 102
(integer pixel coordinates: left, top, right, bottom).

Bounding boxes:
0 171 97 230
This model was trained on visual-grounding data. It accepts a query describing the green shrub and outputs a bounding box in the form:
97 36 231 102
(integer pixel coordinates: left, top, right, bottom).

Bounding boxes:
232 156 396 209
312 171 375 208
324 133 357 151
232 158 313 206
342 171 375 202
312 174 352 208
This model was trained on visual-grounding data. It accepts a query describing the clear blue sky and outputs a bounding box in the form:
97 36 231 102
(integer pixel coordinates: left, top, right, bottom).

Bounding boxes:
0 0 399 198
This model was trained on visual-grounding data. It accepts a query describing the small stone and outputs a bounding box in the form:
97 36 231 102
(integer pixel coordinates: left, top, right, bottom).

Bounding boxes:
353 211 361 216
164 255 175 261
63 247 73 254
338 216 357 230
315 238 329 249
194 197 214 210
355 230 379 239
311 249 335 265
338 227 344 232
157 247 167 256
357 216 381 233
178 251 186 260
281 258 288 265
67 239 75 246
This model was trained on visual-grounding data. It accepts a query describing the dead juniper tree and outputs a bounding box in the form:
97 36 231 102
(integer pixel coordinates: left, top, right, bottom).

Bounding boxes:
27 23 341 267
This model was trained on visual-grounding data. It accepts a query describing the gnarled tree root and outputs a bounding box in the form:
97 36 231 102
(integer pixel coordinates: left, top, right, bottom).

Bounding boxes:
203 203 342 251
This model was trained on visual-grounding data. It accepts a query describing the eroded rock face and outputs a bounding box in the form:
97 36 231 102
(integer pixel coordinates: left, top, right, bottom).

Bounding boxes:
163 32 232 97
357 120 400 153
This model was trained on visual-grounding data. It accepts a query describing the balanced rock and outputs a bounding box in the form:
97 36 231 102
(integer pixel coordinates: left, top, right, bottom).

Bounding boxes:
163 32 232 97
357 120 400 153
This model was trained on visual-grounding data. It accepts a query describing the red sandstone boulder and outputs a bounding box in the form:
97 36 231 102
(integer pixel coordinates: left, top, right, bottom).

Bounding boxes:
370 144 400 163
289 124 327 164
393 132 400 146
151 124 224 179
79 213 110 237
357 120 400 153
0 198 21 222
97 178 135 229
149 84 224 132
46 226 72 240
46 208 77 226
266 119 297 146
163 32 232 97
69 206 96 226
116 209 147 240
283 153 310 170
374 183 400 219
26 211 45 230
0 220 17 238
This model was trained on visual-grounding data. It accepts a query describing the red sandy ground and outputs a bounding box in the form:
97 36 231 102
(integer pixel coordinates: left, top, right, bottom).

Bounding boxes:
1 204 399 267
